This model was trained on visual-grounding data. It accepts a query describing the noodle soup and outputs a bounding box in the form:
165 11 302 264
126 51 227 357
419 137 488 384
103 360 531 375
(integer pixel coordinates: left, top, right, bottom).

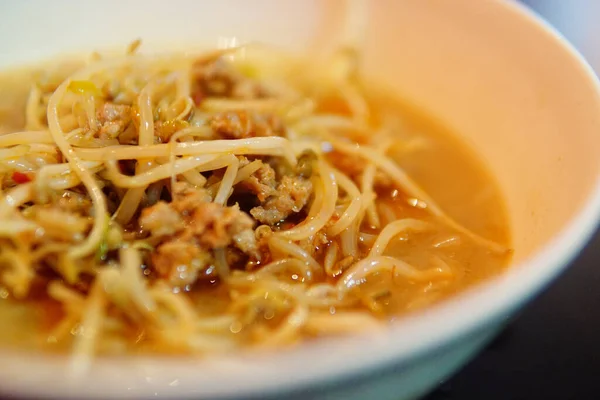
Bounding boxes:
0 45 510 361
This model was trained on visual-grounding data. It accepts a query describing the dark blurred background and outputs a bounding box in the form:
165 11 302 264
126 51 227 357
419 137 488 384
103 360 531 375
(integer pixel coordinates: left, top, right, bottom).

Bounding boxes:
426 1 600 399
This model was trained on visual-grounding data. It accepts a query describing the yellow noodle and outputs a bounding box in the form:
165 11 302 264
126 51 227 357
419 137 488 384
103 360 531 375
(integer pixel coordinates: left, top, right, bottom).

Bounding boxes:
340 84 370 124
173 97 195 121
48 314 80 342
0 248 33 298
264 305 308 346
120 247 156 312
169 126 214 142
68 272 107 379
0 183 33 217
182 169 208 187
138 82 156 146
0 145 31 160
47 281 86 308
323 242 339 278
46 164 104 190
305 170 324 220
304 283 340 299
214 248 230 280
205 159 262 195
113 79 156 224
339 222 359 258
328 169 364 236
83 94 99 132
232 160 263 184
75 137 297 165
103 154 221 188
55 253 84 285
25 85 43 130
213 156 239 205
227 275 352 307
195 315 237 332
368 219 431 257
27 144 58 154
31 243 71 261
1 158 36 173
148 285 196 336
36 161 102 199
254 258 313 282
267 236 320 272
377 201 397 225
46 61 112 259
361 163 380 228
358 231 377 247
0 219 38 237
339 255 454 292
113 182 145 224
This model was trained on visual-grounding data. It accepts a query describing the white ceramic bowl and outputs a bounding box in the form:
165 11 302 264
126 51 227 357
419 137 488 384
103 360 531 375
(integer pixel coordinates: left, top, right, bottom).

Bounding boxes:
1 1 600 399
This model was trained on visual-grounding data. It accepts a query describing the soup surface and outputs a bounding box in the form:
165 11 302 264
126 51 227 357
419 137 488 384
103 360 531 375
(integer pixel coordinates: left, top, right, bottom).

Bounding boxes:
0 45 510 360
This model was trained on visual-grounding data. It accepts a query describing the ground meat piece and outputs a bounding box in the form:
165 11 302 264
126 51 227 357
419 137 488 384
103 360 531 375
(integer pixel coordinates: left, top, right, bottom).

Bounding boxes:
151 241 212 287
96 103 132 139
140 185 259 286
190 55 272 105
170 183 213 215
236 155 314 226
139 202 183 237
171 187 211 217
238 162 277 202
210 110 285 139
191 58 238 100
185 202 256 251
250 176 313 225
231 228 259 259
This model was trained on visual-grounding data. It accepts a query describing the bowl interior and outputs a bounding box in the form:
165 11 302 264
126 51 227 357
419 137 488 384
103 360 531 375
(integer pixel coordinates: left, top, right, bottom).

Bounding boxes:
355 0 600 263
0 0 599 398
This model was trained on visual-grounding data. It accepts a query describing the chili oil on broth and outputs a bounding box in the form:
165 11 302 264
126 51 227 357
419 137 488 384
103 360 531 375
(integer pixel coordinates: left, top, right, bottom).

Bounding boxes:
0 50 510 355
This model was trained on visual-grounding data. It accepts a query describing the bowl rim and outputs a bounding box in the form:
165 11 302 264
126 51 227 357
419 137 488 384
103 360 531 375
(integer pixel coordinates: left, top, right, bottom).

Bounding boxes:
1 0 600 398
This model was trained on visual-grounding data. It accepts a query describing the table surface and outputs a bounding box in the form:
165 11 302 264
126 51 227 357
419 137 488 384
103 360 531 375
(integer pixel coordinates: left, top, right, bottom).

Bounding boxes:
426 1 600 399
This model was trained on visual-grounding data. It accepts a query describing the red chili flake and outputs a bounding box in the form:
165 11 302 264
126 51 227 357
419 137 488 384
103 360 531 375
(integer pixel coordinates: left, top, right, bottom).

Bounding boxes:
12 171 32 184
